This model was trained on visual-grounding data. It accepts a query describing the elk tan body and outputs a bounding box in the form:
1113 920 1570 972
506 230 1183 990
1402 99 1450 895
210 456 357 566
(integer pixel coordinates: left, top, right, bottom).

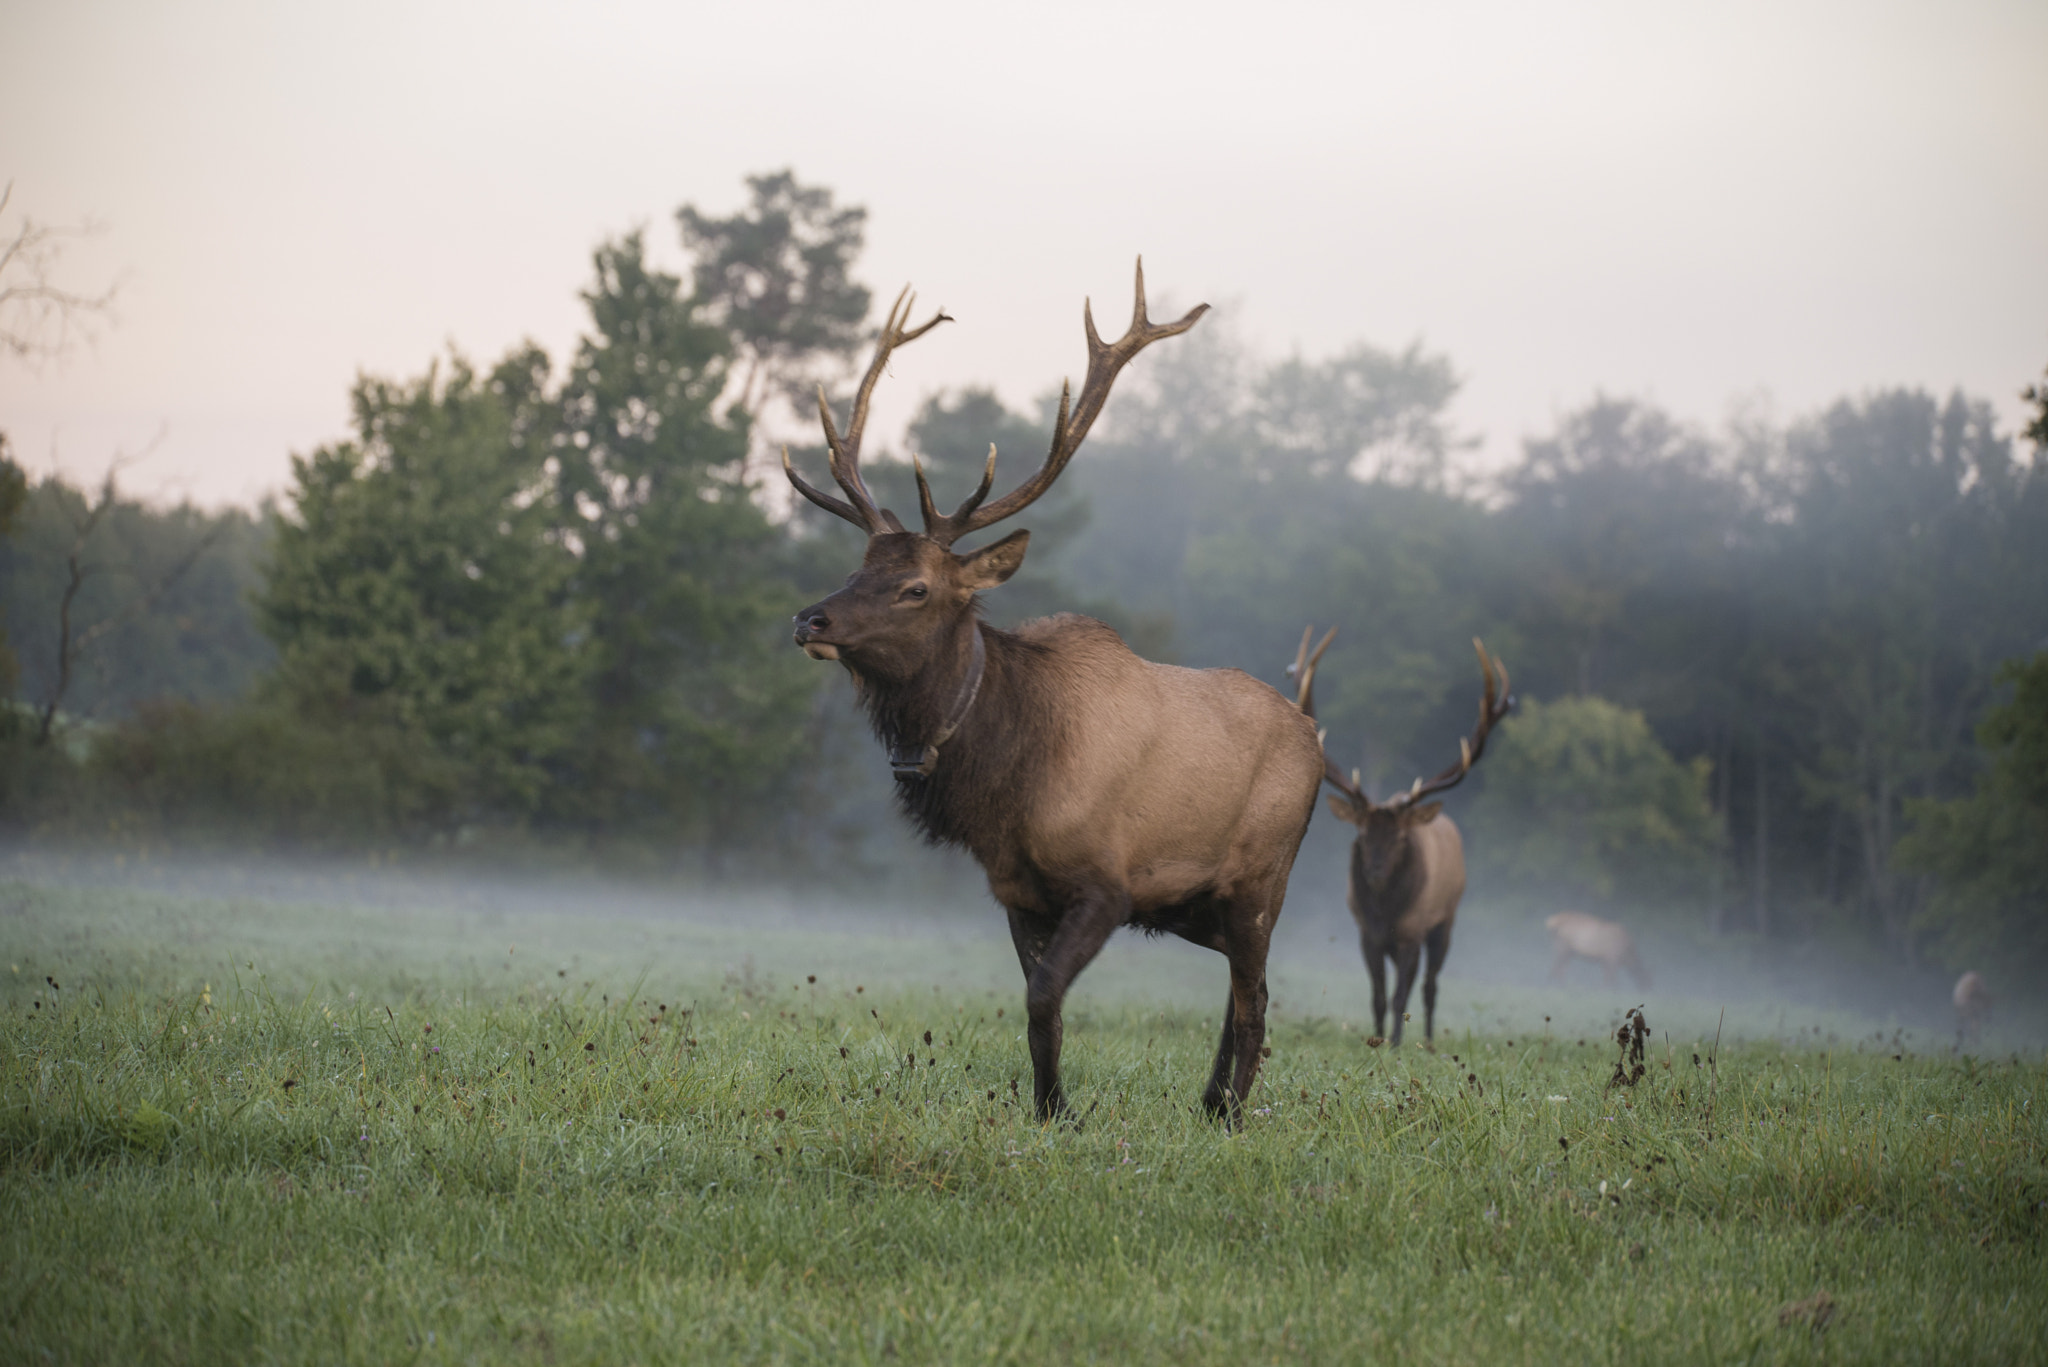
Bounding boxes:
1544 911 1651 989
785 266 1323 1124
1292 630 1511 1047
969 616 1321 927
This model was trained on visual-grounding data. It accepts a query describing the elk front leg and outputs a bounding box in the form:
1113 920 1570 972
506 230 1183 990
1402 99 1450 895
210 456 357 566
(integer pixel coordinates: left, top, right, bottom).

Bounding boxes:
1388 941 1422 1047
1362 930 1388 1038
1021 886 1127 1123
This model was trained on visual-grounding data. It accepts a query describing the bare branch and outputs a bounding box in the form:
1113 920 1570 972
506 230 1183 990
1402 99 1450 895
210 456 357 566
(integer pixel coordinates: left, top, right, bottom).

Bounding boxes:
0 182 120 365
31 431 182 745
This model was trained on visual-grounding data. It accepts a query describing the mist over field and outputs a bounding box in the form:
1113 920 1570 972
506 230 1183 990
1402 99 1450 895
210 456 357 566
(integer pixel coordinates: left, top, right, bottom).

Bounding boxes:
4 836 2016 1054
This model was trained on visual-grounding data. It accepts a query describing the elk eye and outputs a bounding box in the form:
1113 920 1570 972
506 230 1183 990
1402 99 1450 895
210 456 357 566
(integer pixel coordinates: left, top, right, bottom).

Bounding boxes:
901 584 928 602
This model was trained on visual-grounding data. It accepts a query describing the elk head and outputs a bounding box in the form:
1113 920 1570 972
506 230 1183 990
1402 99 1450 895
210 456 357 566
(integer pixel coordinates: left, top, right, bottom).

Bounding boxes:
1296 630 1513 890
786 262 1206 692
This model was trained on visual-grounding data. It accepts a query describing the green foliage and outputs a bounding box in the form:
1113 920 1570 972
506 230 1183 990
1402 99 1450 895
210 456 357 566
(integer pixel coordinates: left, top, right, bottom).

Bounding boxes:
75 698 465 846
1251 338 1466 486
2 882 2042 1365
1898 653 2048 977
677 169 871 418
0 471 271 722
0 437 25 696
261 347 586 823
1768 390 2045 955
1497 397 1741 703
548 233 818 850
1469 695 1721 908
2023 364 2048 450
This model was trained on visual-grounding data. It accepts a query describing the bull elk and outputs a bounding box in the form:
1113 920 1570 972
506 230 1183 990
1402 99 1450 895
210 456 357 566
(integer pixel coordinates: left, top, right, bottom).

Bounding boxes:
1291 629 1511 1047
1544 911 1651 989
785 263 1325 1124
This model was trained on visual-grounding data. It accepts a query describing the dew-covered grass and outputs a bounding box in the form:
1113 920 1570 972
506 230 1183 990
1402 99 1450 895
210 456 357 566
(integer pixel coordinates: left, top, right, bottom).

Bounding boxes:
2 879 2042 1364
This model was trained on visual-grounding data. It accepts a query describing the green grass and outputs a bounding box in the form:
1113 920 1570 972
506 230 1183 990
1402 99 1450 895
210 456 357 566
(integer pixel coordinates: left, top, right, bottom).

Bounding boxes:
2 879 2043 1364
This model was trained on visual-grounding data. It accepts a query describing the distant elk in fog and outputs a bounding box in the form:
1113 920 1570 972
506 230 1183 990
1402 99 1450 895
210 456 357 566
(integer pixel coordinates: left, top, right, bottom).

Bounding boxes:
1290 629 1513 1047
784 264 1327 1126
1954 971 1992 1044
1545 911 1652 990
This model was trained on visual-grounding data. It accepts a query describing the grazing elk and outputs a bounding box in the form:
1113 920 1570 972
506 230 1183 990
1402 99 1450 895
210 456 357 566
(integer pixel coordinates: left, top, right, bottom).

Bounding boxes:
1544 911 1651 990
1291 629 1512 1047
1953 970 1991 1044
784 264 1325 1125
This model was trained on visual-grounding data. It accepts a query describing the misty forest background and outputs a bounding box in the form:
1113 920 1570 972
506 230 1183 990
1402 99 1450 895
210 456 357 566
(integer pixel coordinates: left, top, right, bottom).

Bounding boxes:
2 172 2044 993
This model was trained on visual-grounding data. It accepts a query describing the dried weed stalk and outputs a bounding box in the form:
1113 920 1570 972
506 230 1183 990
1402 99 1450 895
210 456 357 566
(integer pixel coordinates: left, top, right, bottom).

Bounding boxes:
1606 1006 1649 1092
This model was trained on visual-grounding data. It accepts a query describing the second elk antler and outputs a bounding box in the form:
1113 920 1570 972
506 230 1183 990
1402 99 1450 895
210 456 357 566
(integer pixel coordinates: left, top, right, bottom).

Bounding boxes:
1300 631 1514 1047
1325 638 1512 814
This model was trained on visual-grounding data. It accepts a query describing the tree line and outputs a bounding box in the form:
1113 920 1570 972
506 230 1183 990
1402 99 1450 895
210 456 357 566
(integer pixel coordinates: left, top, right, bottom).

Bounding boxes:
2 171 2043 982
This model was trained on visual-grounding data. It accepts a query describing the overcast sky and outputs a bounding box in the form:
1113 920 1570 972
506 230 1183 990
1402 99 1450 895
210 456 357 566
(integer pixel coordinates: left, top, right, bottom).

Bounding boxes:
2 0 2044 508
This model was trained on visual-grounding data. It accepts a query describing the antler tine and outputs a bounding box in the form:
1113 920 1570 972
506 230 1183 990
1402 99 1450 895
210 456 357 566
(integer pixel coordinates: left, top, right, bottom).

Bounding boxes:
789 284 949 535
929 259 1206 546
915 442 1000 545
1287 624 1337 717
783 444 865 526
1385 637 1516 812
1289 625 1314 702
1322 760 1367 803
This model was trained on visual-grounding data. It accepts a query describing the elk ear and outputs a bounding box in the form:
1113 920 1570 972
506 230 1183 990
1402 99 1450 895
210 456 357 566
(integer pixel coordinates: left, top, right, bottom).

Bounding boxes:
1326 793 1366 826
1404 801 1445 825
956 529 1030 590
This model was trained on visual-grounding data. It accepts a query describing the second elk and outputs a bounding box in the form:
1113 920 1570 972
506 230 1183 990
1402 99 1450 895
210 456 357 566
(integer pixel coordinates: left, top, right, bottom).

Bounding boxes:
1292 630 1512 1047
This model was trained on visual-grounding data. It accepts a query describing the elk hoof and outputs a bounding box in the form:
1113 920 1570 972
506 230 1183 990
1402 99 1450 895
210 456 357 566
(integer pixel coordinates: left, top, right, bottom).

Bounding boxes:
1035 1092 1075 1128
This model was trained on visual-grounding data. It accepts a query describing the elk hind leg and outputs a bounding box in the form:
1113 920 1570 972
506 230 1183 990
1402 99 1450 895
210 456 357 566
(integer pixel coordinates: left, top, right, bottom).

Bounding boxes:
1201 994 1238 1119
1422 921 1452 1044
1216 959 1270 1128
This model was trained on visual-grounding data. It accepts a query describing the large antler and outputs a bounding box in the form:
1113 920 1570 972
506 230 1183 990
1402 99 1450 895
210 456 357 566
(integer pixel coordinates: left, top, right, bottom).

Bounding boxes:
1287 624 1361 799
783 286 951 535
1381 639 1513 814
917 258 1207 547
1288 624 1367 799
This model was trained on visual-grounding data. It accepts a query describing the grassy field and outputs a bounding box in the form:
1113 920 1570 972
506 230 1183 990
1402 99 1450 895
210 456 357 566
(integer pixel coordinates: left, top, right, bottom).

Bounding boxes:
2 876 2043 1365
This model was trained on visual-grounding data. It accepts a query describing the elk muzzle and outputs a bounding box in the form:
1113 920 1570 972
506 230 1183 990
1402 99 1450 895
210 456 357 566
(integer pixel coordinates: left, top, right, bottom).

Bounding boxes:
792 606 840 661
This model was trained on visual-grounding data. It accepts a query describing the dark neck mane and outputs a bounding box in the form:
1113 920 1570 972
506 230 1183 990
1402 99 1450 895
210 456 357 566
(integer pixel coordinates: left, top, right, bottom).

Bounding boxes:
856 618 1061 855
1351 830 1425 931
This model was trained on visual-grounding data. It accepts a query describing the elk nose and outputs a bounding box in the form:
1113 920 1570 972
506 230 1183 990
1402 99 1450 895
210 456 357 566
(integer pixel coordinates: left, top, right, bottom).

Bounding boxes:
793 607 830 641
